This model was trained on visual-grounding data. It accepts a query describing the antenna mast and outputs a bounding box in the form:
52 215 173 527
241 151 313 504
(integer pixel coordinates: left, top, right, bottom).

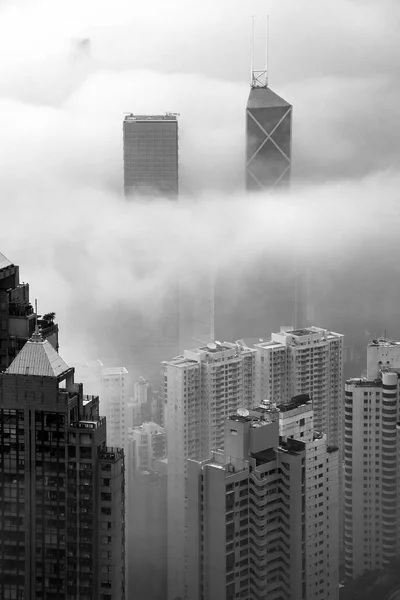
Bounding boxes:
250 14 269 89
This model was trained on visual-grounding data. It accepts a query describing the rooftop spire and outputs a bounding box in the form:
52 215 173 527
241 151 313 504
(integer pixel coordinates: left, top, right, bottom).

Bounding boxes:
250 14 269 89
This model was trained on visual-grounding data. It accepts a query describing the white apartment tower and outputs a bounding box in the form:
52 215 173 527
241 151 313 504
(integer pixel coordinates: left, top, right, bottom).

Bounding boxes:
163 342 256 600
186 407 306 600
279 397 339 599
101 366 128 449
344 338 400 580
253 326 344 447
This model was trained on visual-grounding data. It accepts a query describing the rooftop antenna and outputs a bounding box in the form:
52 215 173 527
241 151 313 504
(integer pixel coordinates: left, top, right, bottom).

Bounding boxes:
35 299 38 332
250 14 269 88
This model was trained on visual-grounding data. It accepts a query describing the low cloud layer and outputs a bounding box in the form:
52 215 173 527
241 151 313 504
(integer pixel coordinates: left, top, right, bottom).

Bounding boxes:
0 0 399 373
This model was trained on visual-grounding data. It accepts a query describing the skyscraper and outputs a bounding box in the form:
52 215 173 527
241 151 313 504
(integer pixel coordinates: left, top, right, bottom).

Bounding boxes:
344 338 400 580
0 331 125 600
0 252 59 372
246 86 292 191
163 341 257 600
123 113 179 198
122 114 180 386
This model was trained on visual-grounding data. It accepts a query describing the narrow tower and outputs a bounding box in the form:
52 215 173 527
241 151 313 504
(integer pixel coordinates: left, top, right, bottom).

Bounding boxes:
246 17 292 191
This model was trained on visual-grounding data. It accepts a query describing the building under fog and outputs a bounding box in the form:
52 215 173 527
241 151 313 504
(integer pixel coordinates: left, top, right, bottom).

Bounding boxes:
0 331 125 600
246 85 292 191
0 251 59 372
344 338 400 580
123 113 179 198
163 341 256 600
100 366 129 450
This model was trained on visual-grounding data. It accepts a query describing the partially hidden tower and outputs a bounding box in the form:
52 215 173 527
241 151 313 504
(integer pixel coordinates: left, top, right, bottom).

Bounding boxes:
245 26 292 191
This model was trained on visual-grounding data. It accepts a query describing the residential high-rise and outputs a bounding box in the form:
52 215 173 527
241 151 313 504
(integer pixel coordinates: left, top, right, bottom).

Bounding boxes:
344 338 400 580
0 252 59 372
123 113 179 198
163 341 256 600
100 366 129 450
127 421 165 472
245 325 344 447
186 406 306 600
186 397 339 600
279 396 339 599
0 331 125 600
127 377 164 427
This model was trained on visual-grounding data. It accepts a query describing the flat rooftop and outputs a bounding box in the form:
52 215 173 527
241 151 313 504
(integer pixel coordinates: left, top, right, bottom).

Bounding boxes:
124 113 178 122
102 367 128 375
369 338 400 347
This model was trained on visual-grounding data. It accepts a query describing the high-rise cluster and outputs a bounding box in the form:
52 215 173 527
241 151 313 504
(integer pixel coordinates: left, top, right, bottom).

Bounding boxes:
163 327 343 600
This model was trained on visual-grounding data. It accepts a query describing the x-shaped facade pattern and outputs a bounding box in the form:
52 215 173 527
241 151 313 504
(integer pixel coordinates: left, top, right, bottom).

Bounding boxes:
246 105 292 191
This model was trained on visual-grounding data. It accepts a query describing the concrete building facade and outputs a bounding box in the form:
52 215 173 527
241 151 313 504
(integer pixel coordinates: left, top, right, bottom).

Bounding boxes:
127 421 165 472
252 326 344 447
100 366 128 450
344 338 400 580
186 408 305 600
279 396 339 599
0 331 125 600
163 342 256 600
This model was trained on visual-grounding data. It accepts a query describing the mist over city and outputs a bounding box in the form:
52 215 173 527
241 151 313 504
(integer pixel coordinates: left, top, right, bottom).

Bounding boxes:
0 0 400 599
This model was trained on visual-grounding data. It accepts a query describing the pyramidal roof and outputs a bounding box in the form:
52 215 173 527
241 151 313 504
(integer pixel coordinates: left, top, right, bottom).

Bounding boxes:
7 330 70 377
247 86 291 110
0 251 12 270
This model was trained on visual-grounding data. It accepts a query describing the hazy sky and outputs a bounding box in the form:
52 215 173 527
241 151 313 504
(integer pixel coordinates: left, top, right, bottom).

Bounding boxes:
1 0 399 365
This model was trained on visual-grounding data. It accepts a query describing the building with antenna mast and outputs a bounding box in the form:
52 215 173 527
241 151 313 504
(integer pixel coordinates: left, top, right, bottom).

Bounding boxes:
246 16 292 191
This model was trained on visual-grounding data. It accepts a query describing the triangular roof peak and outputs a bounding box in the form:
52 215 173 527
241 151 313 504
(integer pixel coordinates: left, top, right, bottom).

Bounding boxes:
0 251 12 270
6 331 70 378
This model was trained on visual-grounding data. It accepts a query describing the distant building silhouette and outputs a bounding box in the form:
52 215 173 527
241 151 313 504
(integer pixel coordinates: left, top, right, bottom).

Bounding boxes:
0 331 125 600
123 114 179 198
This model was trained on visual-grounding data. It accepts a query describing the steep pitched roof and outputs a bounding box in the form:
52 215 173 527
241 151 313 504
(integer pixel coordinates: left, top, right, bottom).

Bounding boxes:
0 251 12 270
247 86 291 110
7 331 70 377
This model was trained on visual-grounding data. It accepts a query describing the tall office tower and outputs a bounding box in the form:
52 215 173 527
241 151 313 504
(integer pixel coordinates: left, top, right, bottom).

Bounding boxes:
122 113 180 386
163 341 257 600
246 83 292 191
250 326 344 447
186 406 306 600
127 421 165 472
123 113 179 198
344 338 400 580
0 331 125 600
0 251 59 371
279 396 339 599
100 366 128 449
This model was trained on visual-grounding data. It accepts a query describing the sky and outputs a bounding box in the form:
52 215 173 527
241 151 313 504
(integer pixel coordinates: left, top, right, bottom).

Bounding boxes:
1 0 399 371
